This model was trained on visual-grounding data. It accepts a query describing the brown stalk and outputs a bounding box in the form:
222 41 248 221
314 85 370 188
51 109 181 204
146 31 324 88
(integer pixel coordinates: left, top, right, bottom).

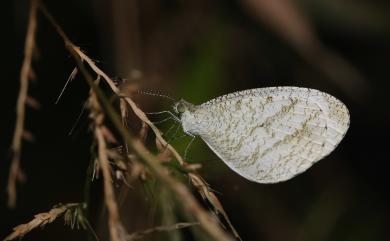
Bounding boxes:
7 0 40 208
90 92 126 241
3 203 79 241
39 4 236 241
69 48 234 241
73 40 240 240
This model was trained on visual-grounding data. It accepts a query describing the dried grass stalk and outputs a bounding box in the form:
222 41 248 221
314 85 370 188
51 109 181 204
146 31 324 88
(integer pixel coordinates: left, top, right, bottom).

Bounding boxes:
89 91 127 241
39 3 237 240
7 0 39 208
3 203 79 241
73 42 240 241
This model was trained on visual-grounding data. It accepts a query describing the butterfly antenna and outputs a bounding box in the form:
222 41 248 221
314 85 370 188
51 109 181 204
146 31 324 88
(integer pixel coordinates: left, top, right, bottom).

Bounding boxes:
137 89 177 103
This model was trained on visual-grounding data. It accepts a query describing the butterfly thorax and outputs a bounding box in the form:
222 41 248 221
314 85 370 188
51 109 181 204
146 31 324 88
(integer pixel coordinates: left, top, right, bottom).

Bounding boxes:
173 99 200 135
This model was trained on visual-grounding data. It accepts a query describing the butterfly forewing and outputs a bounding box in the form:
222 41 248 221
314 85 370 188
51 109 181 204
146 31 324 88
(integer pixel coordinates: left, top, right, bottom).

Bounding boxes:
181 87 349 183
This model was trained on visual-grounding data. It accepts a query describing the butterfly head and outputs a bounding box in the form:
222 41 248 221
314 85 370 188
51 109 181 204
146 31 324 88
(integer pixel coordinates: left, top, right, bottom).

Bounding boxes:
173 99 194 115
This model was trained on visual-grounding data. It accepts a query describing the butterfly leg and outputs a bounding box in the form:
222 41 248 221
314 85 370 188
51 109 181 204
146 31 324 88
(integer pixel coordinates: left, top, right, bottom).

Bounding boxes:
151 116 173 125
146 110 181 123
184 132 196 161
163 122 178 137
163 124 184 151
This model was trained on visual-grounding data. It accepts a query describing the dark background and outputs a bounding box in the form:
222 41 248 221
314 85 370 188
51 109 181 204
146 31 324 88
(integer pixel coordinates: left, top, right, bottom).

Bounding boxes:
2 0 389 241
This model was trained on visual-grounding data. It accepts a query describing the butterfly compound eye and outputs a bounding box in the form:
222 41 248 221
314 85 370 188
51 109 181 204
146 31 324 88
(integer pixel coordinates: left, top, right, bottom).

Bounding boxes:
173 101 186 114
176 102 187 113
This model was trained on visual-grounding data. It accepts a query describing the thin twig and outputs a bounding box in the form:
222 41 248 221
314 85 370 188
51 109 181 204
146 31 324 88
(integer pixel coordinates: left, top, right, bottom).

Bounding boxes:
7 0 39 208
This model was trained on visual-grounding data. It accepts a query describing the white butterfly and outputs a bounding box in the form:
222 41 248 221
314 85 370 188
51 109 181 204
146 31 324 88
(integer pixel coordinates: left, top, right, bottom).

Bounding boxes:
172 87 350 183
